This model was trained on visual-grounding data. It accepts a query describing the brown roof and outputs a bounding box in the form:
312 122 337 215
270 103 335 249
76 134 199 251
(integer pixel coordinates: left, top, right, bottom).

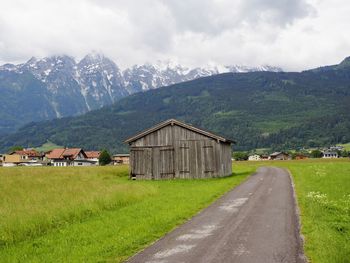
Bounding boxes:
46 149 66 159
270 152 289 157
46 148 86 160
12 150 42 157
113 154 130 157
62 148 82 158
125 119 234 144
85 151 101 159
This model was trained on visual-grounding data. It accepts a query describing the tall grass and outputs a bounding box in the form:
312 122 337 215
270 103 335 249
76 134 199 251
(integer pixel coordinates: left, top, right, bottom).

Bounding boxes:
0 166 156 246
0 165 249 262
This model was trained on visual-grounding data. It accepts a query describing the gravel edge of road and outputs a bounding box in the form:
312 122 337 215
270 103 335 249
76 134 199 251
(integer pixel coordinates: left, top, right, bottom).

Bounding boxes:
286 168 308 263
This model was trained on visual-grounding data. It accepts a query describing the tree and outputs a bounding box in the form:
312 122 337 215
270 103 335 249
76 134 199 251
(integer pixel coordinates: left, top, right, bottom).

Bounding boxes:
233 151 249 161
340 150 349 157
99 149 112 165
8 145 24 153
310 150 323 158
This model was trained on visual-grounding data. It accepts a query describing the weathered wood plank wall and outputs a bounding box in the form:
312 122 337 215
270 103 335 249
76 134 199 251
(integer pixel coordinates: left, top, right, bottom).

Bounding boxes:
129 124 232 179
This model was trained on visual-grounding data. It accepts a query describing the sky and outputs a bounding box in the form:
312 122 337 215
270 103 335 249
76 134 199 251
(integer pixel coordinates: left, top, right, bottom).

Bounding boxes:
0 0 349 71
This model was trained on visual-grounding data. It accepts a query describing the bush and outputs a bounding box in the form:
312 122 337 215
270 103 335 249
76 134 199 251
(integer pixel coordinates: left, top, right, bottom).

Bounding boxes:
98 150 112 165
310 150 323 158
233 151 249 161
340 150 349 157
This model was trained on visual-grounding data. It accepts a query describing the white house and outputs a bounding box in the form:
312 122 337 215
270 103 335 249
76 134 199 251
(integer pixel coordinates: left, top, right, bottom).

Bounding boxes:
85 151 101 165
322 151 338 158
46 148 95 166
248 154 261 161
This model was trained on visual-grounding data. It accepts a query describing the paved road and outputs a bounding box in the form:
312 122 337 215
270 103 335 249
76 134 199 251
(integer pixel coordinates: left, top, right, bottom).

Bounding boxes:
127 167 306 263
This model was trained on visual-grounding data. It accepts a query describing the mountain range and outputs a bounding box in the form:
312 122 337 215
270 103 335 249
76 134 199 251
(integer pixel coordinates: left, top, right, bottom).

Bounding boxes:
0 53 281 134
1 57 349 153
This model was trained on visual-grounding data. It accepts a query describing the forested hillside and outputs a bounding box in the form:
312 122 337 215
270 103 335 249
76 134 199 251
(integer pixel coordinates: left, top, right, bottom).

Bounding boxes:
1 58 350 153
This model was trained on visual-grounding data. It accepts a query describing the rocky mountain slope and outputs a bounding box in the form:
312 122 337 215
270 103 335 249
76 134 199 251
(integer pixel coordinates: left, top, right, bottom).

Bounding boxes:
0 53 281 134
1 57 349 153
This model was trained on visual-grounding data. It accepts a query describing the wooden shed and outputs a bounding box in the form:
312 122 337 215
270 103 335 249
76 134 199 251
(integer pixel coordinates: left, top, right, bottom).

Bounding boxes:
125 119 234 180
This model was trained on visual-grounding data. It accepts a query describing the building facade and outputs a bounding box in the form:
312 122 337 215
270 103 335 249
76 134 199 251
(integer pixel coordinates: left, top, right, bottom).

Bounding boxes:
112 154 130 165
2 149 43 166
269 152 291 160
248 154 261 161
322 151 338 158
85 151 101 165
125 119 234 180
46 148 94 166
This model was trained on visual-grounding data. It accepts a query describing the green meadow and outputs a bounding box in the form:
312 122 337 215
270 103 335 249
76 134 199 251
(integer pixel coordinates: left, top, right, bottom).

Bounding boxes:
0 165 249 262
0 159 349 262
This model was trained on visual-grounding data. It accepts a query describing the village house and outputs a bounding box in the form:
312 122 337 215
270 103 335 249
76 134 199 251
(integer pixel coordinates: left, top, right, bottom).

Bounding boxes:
85 151 101 165
2 149 44 166
125 119 234 180
112 154 130 165
46 148 94 166
329 146 344 151
294 153 308 160
260 155 269 160
269 152 291 160
322 151 338 158
248 154 261 161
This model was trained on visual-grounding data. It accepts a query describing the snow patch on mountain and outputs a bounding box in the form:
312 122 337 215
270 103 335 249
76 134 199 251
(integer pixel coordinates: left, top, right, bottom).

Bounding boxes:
0 53 283 118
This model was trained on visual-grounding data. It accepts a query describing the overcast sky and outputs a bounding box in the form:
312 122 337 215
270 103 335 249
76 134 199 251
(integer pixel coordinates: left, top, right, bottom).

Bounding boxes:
0 0 349 71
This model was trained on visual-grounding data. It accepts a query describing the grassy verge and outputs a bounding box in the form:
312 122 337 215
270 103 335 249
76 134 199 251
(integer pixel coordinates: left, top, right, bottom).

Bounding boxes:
234 159 350 263
0 165 250 262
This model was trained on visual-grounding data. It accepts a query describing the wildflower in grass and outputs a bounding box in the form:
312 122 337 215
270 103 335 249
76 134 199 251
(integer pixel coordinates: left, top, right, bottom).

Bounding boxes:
314 167 326 177
306 191 328 202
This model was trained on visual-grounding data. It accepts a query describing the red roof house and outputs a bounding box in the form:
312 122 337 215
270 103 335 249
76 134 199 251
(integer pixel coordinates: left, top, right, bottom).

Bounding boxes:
46 148 92 167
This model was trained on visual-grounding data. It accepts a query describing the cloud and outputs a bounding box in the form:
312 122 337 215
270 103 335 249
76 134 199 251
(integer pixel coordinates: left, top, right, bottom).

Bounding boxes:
0 0 349 70
163 0 313 34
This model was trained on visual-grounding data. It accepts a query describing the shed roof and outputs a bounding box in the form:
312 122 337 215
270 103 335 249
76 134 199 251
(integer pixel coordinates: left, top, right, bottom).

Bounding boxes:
125 119 235 144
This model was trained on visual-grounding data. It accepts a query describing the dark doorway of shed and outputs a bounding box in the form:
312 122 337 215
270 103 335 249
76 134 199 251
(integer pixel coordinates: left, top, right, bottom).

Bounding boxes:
130 146 175 179
130 147 152 179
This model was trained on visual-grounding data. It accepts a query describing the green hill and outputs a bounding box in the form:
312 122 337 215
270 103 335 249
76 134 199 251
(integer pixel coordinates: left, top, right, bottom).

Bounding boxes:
1 58 350 153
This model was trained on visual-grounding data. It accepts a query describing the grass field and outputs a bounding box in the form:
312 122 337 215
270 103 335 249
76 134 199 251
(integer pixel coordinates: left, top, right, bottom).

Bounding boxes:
234 159 350 263
0 165 250 262
1 160 349 262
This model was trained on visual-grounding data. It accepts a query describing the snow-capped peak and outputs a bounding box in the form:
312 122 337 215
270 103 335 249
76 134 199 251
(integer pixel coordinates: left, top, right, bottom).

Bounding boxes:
0 53 283 118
